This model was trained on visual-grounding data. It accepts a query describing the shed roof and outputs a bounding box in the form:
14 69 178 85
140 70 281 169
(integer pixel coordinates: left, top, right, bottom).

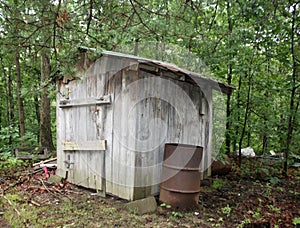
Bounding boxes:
100 50 235 95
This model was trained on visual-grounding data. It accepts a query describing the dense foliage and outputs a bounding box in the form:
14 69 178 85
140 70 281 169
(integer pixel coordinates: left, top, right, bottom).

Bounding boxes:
0 0 299 171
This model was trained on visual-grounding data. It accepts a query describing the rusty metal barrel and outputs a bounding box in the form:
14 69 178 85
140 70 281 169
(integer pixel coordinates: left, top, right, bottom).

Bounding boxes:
159 143 203 210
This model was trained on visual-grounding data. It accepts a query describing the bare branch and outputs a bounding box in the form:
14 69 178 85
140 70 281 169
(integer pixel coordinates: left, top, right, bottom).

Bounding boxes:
129 0 159 38
86 0 93 35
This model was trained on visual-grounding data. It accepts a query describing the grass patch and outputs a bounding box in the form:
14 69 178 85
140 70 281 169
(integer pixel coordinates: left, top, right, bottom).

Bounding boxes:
212 179 228 190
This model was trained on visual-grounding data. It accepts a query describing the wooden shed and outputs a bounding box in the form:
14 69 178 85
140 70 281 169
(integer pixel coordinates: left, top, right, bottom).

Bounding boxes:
56 50 234 201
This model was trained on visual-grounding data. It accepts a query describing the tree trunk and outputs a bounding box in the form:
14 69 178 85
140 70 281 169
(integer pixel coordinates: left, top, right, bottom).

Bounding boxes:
39 49 55 151
15 49 26 144
225 0 233 154
34 94 40 143
0 57 13 126
238 71 251 167
225 79 232 154
8 67 14 147
247 111 251 147
134 39 139 56
283 3 298 176
233 74 242 153
262 134 268 155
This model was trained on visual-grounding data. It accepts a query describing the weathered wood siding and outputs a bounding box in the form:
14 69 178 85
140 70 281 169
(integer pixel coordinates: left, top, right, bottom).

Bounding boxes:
57 56 139 198
129 70 211 199
57 54 212 200
56 57 111 192
105 62 212 200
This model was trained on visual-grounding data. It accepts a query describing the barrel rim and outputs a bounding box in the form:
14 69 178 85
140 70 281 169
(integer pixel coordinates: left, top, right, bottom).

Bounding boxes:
164 143 203 149
160 185 200 193
162 163 201 171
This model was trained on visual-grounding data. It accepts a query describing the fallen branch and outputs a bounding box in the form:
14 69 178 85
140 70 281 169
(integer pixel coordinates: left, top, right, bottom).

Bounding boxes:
39 178 51 193
1 194 27 225
27 168 43 175
1 195 20 215
64 189 81 195
52 186 72 201
30 200 41 207
38 178 72 202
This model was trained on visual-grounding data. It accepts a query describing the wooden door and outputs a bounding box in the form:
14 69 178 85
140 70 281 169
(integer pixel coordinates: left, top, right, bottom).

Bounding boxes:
58 94 110 193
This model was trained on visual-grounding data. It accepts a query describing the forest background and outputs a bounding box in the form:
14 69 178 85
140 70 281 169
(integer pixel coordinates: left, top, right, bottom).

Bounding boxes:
0 0 299 174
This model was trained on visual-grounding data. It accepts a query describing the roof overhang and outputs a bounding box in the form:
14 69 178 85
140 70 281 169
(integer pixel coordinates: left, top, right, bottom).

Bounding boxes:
101 50 235 95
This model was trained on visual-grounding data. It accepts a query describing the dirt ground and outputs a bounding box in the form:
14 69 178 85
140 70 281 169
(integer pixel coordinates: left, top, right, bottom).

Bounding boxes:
0 163 299 227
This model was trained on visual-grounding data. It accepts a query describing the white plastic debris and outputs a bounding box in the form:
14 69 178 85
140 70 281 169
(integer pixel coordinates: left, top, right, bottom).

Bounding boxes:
235 147 256 157
292 163 300 168
270 150 276 156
